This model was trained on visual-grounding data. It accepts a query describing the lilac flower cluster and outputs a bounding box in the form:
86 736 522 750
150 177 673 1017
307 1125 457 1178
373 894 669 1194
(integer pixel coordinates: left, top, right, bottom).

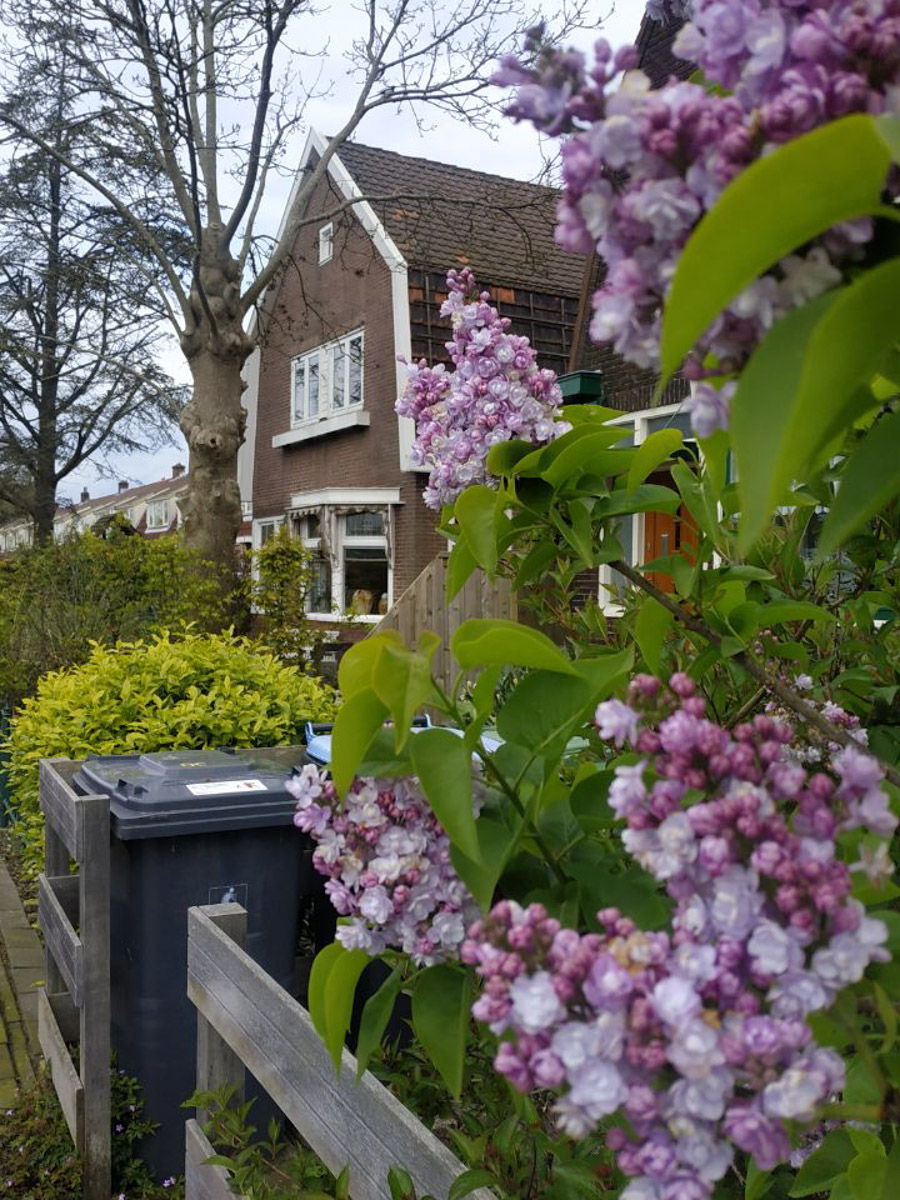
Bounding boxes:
287 765 476 965
495 3 900 435
461 674 895 1197
395 268 564 508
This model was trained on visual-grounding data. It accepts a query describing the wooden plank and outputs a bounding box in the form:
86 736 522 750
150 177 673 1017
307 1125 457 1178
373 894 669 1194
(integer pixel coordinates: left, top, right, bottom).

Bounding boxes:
38 874 83 1006
195 904 247 1125
38 988 84 1150
187 907 493 1200
79 795 111 1200
185 1119 243 1200
39 759 83 860
47 990 80 1044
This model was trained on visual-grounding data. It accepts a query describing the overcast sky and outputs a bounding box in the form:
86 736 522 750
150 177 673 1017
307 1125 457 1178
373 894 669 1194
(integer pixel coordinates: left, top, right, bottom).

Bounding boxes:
62 0 647 504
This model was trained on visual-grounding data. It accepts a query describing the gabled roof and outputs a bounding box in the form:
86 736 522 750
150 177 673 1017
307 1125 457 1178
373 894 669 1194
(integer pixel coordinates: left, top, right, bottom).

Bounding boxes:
334 141 585 297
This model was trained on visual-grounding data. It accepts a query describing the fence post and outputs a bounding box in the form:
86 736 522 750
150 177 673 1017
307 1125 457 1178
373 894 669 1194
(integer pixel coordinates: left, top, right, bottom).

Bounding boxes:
193 903 247 1126
78 793 110 1200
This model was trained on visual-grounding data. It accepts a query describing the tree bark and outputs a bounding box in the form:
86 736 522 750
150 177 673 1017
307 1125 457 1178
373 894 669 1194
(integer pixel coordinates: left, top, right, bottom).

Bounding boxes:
179 225 253 571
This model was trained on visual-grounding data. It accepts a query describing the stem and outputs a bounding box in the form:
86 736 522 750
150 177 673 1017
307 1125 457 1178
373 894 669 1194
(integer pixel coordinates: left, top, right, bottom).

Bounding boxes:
610 559 900 787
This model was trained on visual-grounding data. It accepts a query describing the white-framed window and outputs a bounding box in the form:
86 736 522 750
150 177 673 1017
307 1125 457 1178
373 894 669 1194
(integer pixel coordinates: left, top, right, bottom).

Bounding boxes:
291 329 364 426
318 222 334 264
295 507 391 621
146 499 169 530
255 517 284 549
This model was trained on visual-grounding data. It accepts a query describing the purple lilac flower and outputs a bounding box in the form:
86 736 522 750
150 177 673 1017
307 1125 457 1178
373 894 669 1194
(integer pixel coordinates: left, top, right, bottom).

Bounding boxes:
461 675 894 1198
286 768 476 965
395 268 564 508
495 3 900 435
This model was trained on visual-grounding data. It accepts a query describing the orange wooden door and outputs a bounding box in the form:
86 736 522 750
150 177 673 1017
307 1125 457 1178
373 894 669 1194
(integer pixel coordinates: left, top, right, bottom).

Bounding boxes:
643 471 697 593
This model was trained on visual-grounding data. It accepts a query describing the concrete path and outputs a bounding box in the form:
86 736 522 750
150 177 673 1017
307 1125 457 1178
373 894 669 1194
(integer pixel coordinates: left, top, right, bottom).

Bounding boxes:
0 857 41 1105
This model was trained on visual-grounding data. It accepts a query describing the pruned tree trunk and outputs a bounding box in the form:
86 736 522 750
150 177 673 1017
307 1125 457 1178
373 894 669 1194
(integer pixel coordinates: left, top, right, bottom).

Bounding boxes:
179 227 253 570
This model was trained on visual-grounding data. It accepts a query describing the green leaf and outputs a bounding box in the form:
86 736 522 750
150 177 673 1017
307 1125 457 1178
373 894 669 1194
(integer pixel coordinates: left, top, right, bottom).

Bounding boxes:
757 600 835 625
485 438 535 475
734 257 900 550
635 597 674 674
745 1160 772 1200
446 536 478 601
450 817 516 911
412 965 472 1098
628 429 684 490
847 1150 888 1200
541 439 635 488
671 461 718 542
497 671 592 752
387 1166 416 1200
354 966 404 1078
789 1130 855 1196
308 943 370 1072
331 688 389 798
569 768 615 832
452 619 576 675
513 541 559 588
455 485 500 573
338 632 402 698
661 114 892 381
449 1169 498 1200
594 484 680 519
335 1165 351 1200
818 409 900 556
410 728 478 861
571 648 635 700
372 635 440 750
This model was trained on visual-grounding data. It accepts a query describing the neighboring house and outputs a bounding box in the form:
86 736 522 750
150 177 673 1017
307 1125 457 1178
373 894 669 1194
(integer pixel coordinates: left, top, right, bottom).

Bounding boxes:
241 133 585 633
0 465 189 553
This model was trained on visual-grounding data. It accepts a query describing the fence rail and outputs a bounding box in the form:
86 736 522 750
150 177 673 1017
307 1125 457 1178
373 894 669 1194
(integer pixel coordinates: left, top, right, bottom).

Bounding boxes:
186 904 494 1200
38 757 110 1200
373 553 516 689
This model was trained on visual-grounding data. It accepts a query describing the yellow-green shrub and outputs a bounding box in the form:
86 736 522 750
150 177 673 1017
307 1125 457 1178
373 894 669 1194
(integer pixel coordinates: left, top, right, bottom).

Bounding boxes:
4 629 336 876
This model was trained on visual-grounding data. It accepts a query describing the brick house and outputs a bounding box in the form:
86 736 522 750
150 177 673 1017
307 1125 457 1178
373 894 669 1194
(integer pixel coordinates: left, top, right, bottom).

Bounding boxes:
0 465 189 553
240 132 584 634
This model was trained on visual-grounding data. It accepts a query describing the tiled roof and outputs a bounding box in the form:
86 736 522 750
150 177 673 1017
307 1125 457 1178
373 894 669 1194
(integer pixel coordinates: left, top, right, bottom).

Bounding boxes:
336 141 585 297
0 471 188 534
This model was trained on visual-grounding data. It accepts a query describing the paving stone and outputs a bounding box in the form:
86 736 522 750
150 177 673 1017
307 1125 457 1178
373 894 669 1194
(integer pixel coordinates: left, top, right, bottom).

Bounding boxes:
0 969 18 1023
8 1023 34 1089
0 1043 14 1083
11 966 45 997
0 1077 17 1108
6 943 44 970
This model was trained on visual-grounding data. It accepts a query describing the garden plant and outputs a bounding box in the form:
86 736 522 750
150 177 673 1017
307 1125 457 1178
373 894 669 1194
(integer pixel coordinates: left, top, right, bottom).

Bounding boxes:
291 3 900 1199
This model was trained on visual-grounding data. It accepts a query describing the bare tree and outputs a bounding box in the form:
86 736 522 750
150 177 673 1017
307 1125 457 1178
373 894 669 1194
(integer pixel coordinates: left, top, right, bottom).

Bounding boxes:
1 0 583 569
0 43 184 543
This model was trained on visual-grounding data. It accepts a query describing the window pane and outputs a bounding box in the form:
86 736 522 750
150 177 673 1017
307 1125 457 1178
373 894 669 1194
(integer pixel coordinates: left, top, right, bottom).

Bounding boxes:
332 344 345 409
348 336 362 405
308 355 320 417
344 546 388 614
260 522 277 545
306 554 331 612
344 510 384 536
293 362 305 420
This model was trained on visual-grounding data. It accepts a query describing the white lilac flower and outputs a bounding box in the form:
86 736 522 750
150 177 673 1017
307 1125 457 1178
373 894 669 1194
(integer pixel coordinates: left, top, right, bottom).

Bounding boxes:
651 976 702 1027
748 920 803 976
567 1059 629 1120
509 971 565 1033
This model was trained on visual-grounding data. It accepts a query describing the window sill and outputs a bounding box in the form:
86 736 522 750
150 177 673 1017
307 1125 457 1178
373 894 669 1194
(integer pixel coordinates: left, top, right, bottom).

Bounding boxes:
273 410 370 447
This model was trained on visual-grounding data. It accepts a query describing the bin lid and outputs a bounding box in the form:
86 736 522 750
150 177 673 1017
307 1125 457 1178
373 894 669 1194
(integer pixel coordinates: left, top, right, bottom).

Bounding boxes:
75 748 297 840
302 725 504 768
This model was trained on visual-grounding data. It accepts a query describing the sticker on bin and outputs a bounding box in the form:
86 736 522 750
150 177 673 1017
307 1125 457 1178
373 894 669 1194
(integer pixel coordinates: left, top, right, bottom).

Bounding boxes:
185 778 268 796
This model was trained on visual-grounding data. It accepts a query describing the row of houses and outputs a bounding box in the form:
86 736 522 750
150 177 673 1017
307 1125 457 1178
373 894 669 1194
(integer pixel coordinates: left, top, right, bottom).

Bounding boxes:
1 14 695 628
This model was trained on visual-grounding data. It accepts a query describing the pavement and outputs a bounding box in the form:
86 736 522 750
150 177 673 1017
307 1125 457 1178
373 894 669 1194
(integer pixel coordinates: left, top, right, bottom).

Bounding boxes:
0 856 41 1106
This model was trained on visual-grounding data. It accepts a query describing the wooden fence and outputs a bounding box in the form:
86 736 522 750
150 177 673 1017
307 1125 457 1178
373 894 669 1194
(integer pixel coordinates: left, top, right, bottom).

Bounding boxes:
185 903 494 1200
373 553 516 689
37 758 111 1200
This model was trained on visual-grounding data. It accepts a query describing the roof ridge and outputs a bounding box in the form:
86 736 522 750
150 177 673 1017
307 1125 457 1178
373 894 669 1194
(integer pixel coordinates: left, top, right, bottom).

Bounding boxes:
336 139 559 195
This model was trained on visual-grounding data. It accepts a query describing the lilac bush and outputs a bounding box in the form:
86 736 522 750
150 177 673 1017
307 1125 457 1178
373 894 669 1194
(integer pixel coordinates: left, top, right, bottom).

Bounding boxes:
287 765 477 965
395 267 564 508
460 673 895 1197
495 2 900 435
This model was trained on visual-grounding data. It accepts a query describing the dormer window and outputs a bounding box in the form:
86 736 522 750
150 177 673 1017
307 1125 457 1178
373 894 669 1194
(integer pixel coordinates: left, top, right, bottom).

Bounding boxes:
318 222 333 264
146 499 169 530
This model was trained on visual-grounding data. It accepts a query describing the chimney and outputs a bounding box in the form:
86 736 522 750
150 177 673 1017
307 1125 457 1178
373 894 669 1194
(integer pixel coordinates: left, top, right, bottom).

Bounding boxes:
172 463 185 479
80 488 90 503
118 480 129 493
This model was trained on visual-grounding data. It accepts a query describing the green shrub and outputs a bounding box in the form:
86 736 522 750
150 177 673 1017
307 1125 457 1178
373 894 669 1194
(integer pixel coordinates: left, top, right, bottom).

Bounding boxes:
249 526 329 669
0 526 243 704
4 629 336 876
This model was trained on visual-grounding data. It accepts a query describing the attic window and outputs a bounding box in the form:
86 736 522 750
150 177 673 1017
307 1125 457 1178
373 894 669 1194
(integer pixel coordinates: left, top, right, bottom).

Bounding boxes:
319 222 334 265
